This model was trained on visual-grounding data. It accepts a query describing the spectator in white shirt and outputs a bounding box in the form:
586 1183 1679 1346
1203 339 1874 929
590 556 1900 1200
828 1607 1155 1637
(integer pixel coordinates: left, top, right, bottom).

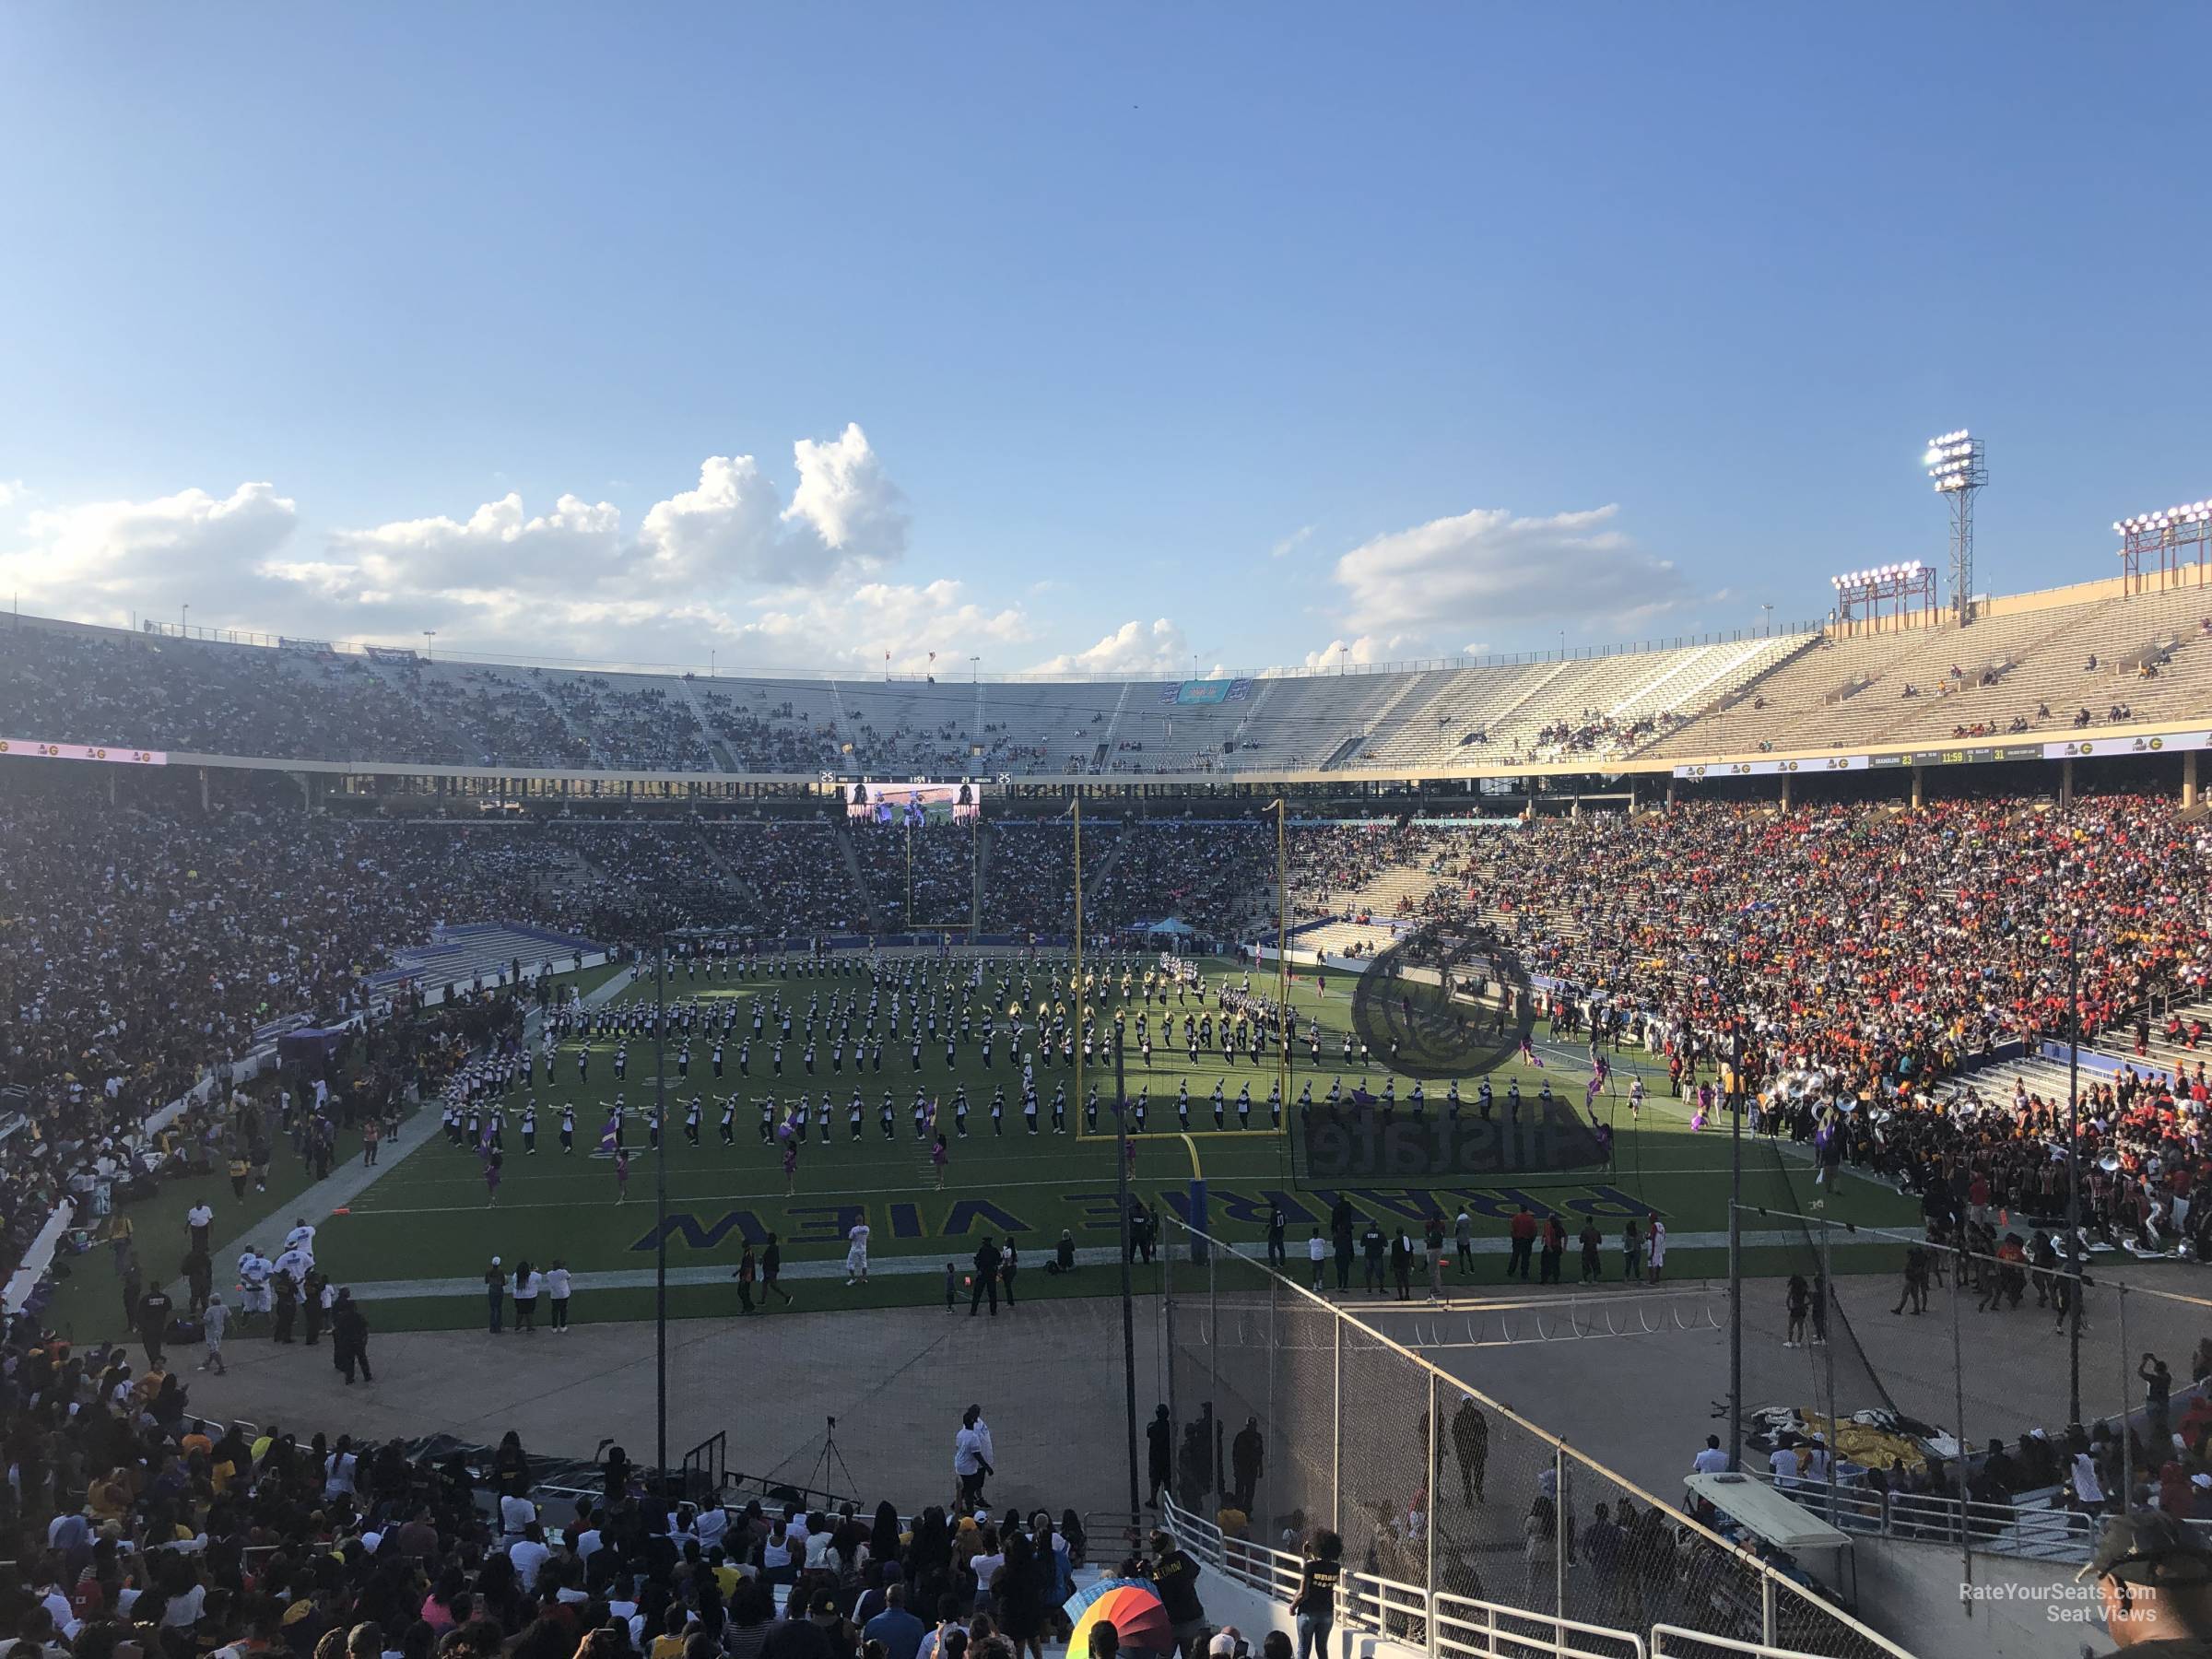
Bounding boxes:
545 1262 573 1332
500 1493 537 1539
510 1522 552 1590
324 1439 359 1500
1802 1437 1830 1482
1692 1435 1730 1475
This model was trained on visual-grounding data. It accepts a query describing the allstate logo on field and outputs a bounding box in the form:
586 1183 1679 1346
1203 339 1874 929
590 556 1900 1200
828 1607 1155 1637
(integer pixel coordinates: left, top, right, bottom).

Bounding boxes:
1300 1099 1611 1180
1314 928 1610 1177
1349 928 1532 1079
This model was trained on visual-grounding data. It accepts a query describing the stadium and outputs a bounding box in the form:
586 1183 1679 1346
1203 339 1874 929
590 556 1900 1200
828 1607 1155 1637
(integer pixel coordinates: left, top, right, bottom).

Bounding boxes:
8 11 2212 1659
11 536 2212 1659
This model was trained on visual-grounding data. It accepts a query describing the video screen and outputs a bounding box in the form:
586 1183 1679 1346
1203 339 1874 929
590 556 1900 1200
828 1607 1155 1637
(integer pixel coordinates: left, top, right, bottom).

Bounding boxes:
842 779 983 825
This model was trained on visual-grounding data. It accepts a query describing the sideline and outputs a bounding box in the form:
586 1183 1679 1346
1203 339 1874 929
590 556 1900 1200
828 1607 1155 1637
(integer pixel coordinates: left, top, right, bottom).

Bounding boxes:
166 965 640 1299
327 1226 1887 1302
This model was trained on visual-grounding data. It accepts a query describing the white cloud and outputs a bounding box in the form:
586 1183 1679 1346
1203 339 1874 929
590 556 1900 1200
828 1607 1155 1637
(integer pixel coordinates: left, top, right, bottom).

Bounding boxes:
637 454 788 585
1332 504 1686 644
0 479 23 510
326 491 625 594
783 423 907 568
1299 634 1405 670
253 423 921 658
0 482 299 621
1029 618 1190 676
630 424 906 590
1270 524 1315 559
0 429 1037 673
717 578 1031 675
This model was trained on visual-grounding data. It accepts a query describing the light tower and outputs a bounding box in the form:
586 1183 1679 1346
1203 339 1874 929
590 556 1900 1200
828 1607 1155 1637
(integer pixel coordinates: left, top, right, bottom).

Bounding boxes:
1924 429 1986 626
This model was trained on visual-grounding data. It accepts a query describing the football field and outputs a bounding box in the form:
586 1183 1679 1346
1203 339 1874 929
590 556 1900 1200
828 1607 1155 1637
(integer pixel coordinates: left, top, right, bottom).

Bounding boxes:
56 955 1924 1339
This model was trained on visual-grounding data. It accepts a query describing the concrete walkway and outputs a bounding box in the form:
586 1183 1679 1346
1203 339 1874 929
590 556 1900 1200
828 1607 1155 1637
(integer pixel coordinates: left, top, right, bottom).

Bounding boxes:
166 1295 1160 1524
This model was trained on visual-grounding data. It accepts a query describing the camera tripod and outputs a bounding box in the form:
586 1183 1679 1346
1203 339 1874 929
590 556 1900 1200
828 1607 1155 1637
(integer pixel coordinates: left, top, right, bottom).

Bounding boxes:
808 1415 856 1498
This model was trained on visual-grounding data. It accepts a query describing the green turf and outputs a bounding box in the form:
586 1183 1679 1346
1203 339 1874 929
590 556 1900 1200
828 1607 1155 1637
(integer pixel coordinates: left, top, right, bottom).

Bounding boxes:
324 956 1918 1307
51 955 1924 1338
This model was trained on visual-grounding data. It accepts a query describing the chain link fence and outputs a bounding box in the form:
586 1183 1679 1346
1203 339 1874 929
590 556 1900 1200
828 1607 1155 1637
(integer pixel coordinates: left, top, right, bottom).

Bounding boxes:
1735 1206 2212 1568
1160 1218 1911 1659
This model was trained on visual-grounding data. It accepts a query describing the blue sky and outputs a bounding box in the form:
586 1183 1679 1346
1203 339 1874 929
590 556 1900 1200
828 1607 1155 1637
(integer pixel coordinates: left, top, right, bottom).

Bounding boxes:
3 5 2208 676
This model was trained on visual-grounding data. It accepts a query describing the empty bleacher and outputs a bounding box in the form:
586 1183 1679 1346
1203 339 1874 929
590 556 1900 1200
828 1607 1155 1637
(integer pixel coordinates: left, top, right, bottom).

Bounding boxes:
1653 582 2212 758
12 578 2212 775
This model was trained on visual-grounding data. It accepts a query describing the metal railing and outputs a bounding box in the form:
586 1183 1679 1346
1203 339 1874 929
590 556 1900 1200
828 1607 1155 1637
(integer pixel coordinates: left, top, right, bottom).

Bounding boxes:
1652 1630 1853 1659
1728 1466 2207 1564
1160 1495 1650 1659
680 1429 728 1503
1158 1222 1916 1659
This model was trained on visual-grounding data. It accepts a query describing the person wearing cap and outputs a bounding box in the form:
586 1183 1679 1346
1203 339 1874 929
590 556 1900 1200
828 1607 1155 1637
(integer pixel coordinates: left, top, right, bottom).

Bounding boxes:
485 1256 507 1335
1147 1530 1206 1659
1206 1629 1242 1659
2079 1511 2212 1653
763 1589 847 1659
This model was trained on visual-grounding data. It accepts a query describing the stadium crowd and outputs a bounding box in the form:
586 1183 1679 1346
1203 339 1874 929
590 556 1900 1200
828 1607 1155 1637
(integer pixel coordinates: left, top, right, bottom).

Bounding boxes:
0 1332 1144 1659
0 629 459 766
851 826 975 934
1482 795 2210 1100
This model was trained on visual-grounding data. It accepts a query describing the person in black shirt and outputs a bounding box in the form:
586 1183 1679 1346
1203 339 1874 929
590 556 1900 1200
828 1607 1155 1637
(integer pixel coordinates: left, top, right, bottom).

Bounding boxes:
1148 1531 1206 1659
332 1288 373 1383
1360 1222 1385 1294
135 1287 174 1368
971 1238 1004 1316
1147 1405 1172 1507
1230 1418 1265 1512
1452 1394 1489 1504
1290 1530 1343 1659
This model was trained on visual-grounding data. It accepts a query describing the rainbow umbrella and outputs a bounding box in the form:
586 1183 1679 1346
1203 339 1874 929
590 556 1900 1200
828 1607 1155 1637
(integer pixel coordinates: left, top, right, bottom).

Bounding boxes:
1065 1578 1171 1656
